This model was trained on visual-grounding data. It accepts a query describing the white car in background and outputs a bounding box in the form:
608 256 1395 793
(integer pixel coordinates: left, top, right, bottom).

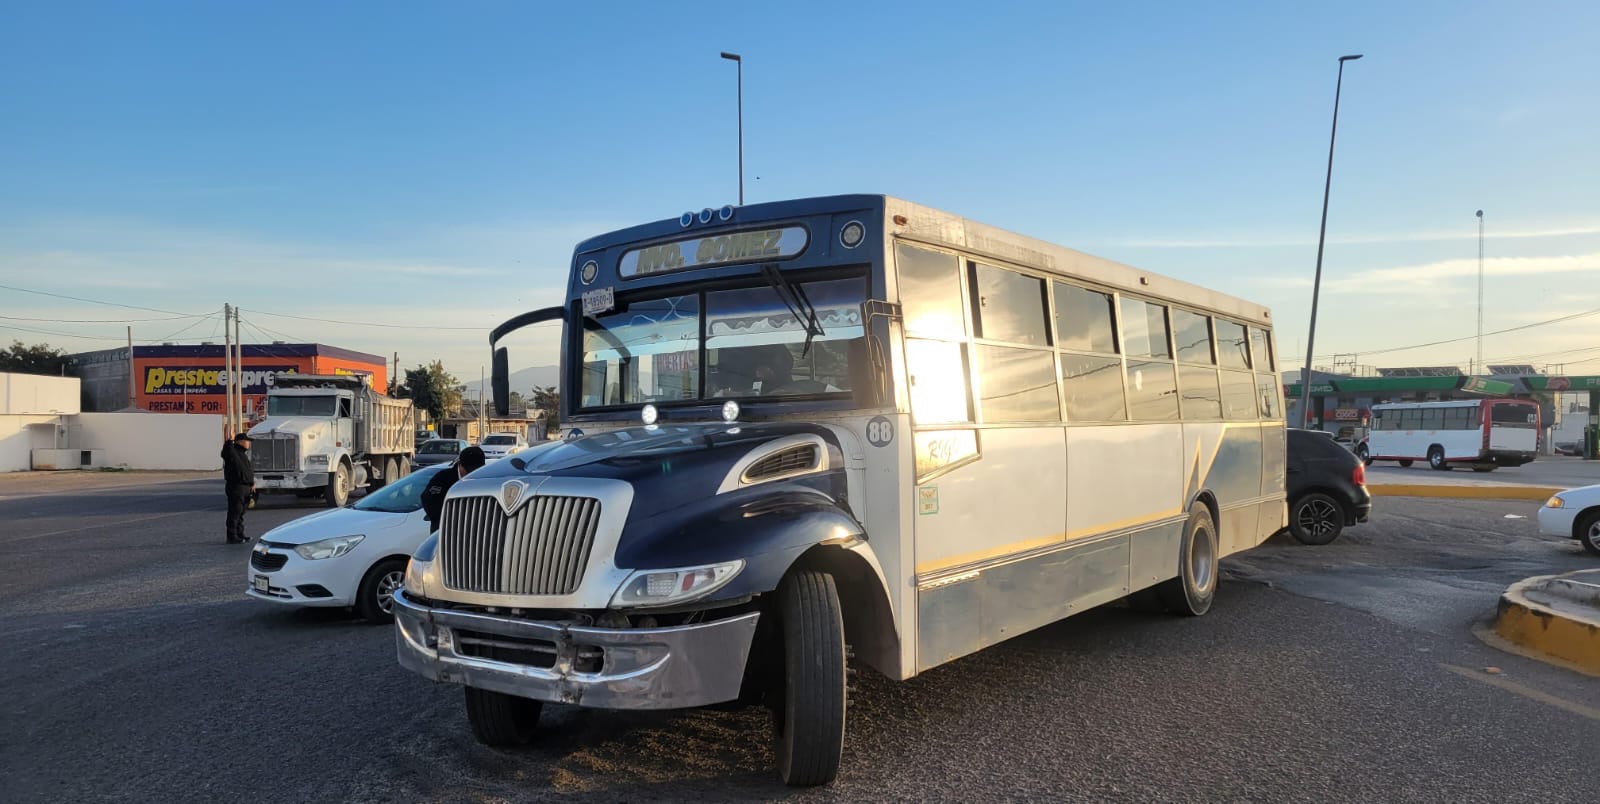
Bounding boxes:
478 432 528 460
1538 483 1600 557
246 465 446 622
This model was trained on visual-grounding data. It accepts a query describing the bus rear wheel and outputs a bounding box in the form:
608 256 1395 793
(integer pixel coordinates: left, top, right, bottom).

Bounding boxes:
770 570 846 786
1397 460 1414 468
1471 464 1497 473
1155 503 1219 616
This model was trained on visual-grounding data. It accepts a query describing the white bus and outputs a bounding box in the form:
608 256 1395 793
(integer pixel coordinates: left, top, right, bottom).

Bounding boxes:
394 195 1287 785
1359 399 1540 471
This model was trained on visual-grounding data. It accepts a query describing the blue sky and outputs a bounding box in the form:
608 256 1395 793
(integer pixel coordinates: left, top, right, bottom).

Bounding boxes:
2 0 1597 381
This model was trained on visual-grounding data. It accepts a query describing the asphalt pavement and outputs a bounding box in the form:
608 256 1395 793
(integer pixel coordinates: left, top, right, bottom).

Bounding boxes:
1 474 1597 802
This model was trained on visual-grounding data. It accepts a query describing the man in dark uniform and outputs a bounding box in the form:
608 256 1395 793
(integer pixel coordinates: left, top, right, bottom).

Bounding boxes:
221 433 255 544
421 445 486 532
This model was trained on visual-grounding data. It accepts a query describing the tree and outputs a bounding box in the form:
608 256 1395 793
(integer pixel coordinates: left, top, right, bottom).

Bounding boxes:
0 341 72 376
402 361 462 422
507 390 526 410
530 385 560 432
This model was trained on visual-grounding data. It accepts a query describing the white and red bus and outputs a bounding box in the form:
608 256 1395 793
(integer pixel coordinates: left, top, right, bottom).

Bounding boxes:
1357 399 1540 472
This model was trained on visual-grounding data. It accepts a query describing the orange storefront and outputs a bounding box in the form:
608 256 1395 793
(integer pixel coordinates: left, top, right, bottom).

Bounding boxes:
128 343 388 418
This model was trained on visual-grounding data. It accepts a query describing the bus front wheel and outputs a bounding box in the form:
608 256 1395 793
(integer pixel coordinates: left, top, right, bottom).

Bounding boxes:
1156 503 1219 617
1428 446 1450 471
771 570 846 786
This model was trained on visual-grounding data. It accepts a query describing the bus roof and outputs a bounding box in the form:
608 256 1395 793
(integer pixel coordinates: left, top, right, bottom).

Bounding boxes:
574 193 1273 326
1371 399 1536 410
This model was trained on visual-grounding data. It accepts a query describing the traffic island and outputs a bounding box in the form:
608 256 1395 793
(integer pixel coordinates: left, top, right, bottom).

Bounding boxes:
1494 570 1600 674
1366 483 1562 501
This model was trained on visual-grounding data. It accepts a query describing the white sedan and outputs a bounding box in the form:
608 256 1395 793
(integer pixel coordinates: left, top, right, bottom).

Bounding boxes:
1538 483 1600 557
478 432 528 460
246 465 447 622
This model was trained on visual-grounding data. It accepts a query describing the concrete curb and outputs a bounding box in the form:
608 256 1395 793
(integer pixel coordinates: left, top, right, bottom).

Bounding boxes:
1367 484 1561 501
1494 571 1600 675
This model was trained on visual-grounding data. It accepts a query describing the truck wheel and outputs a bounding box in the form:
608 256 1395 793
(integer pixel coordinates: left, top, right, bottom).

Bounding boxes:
464 687 542 746
771 570 846 786
325 462 351 507
354 557 408 623
1154 503 1219 616
371 457 398 491
1288 492 1345 546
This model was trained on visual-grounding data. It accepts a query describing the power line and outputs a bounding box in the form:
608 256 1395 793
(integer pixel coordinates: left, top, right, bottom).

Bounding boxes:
150 314 222 344
0 283 205 317
0 323 130 342
1315 305 1600 362
242 307 503 332
0 312 201 323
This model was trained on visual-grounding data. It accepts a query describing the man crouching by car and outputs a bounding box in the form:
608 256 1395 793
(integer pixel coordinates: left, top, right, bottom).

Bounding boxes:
420 445 486 532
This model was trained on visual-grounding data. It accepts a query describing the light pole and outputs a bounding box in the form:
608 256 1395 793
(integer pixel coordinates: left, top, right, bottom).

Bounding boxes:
1476 209 1485 375
720 51 743 205
1299 54 1363 430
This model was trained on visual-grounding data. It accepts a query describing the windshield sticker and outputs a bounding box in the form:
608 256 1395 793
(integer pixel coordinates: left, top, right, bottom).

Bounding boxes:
620 226 809 278
918 485 939 515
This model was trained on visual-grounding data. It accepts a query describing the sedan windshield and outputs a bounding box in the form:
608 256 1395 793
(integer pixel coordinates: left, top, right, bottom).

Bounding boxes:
579 276 866 408
353 467 441 513
419 440 460 455
482 435 517 445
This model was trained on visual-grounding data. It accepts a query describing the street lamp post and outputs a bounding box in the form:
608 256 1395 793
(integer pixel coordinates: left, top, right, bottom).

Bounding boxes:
1476 209 1485 375
1299 54 1363 430
720 51 743 206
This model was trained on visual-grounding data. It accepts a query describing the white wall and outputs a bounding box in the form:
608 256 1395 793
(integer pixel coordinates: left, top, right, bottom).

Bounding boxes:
0 372 80 415
75 412 226 470
0 414 62 472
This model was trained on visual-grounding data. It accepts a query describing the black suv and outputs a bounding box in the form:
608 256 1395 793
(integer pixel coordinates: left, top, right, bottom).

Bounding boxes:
1284 429 1373 545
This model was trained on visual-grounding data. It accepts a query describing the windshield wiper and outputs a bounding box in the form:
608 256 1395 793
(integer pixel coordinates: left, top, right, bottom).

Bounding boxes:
760 265 825 357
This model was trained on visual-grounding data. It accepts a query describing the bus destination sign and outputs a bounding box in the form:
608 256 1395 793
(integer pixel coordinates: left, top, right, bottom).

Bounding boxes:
619 226 809 278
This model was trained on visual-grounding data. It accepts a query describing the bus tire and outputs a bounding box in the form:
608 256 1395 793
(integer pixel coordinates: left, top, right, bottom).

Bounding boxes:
1156 503 1219 617
464 687 542 746
1355 443 1372 466
1471 464 1496 473
1577 510 1600 557
1427 446 1449 471
771 570 846 787
1398 459 1414 468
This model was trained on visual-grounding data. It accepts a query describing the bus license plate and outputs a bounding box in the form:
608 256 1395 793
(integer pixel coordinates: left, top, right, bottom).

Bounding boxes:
582 286 615 316
252 575 270 593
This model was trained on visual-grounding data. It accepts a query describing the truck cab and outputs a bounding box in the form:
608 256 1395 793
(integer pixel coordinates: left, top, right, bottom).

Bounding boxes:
248 375 415 506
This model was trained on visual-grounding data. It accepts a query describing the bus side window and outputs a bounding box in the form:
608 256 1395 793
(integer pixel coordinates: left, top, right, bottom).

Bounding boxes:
905 338 971 424
896 244 966 339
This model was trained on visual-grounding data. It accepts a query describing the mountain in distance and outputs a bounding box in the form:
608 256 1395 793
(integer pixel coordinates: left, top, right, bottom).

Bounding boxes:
461 365 560 395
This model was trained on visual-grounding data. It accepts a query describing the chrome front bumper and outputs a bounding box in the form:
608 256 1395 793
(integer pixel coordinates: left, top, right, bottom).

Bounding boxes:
392 589 760 710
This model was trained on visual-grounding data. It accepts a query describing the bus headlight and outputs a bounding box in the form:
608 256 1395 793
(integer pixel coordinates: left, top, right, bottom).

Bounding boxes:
610 560 744 608
840 220 865 248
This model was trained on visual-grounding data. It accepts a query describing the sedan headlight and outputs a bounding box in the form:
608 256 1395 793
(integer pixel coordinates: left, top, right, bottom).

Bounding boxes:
610 560 744 608
1544 496 1565 509
294 534 365 560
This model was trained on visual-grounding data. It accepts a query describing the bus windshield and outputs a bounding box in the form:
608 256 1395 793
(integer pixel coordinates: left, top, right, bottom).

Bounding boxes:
580 276 866 408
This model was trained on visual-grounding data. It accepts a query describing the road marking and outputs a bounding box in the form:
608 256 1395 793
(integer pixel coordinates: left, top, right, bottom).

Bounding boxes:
1439 663 1600 722
1 511 193 544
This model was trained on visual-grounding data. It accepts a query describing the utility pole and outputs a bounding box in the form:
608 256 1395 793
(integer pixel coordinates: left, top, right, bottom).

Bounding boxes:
234 306 244 428
223 304 234 432
1299 54 1363 430
479 366 486 441
392 352 399 396
1476 209 1485 375
126 326 135 410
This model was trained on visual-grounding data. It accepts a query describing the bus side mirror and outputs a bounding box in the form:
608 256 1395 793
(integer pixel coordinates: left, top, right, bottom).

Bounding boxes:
492 347 510 417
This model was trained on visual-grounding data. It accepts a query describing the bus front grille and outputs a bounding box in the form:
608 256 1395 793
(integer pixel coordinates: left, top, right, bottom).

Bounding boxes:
440 495 602 596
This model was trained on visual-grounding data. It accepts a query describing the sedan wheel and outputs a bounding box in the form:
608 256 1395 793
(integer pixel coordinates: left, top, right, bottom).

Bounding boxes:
356 558 409 623
1289 492 1346 546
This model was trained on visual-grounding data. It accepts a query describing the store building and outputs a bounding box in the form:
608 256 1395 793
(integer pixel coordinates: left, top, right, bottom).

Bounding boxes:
67 343 389 420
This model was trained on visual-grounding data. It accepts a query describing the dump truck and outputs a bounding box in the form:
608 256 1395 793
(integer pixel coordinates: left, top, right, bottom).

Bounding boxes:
247 374 415 507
